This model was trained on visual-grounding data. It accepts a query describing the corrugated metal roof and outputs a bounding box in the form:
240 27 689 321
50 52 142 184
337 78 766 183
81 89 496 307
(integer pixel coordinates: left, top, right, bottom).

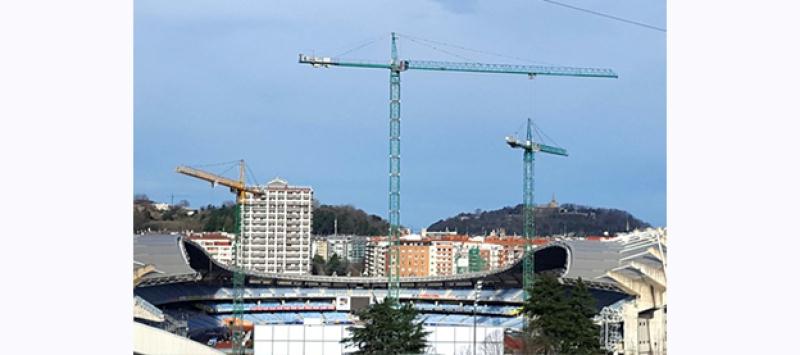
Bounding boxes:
560 234 665 282
133 234 196 278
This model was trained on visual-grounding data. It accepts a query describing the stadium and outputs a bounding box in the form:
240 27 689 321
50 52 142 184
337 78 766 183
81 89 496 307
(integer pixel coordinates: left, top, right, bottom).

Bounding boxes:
133 229 666 354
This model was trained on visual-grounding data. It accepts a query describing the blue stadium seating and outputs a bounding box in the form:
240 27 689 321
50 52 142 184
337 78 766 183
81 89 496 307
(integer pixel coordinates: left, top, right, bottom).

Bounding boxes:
136 283 526 307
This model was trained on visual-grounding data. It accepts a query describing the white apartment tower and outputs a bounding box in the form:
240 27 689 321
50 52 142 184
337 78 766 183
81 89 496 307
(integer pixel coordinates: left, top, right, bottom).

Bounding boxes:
239 178 313 274
365 239 389 277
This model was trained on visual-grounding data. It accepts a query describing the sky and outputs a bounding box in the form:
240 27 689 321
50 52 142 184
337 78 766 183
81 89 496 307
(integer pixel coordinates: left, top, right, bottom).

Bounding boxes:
134 0 666 230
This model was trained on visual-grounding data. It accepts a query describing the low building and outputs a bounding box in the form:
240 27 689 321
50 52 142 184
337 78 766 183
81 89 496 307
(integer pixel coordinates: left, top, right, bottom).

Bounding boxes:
311 237 328 261
327 235 350 260
347 236 368 264
186 232 234 265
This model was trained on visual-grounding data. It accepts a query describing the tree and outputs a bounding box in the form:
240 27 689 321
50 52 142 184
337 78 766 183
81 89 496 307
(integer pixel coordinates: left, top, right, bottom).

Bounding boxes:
477 330 504 355
312 204 390 236
521 274 604 355
565 278 603 354
522 273 570 355
134 208 150 232
311 255 327 275
326 253 349 276
203 204 237 232
342 298 429 354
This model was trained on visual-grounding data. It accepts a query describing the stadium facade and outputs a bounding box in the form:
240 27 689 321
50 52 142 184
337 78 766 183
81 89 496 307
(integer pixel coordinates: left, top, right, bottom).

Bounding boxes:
133 228 666 354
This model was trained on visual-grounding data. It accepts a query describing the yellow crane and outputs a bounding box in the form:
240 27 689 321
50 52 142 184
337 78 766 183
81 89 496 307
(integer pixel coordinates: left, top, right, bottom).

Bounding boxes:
175 159 259 353
175 160 264 203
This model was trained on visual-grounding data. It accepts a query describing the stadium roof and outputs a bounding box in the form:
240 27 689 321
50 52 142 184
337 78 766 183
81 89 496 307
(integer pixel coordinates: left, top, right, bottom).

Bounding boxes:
134 234 201 284
134 229 665 294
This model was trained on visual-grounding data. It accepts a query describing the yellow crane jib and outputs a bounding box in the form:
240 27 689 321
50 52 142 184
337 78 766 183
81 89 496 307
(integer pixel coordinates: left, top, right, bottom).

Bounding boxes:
175 165 263 203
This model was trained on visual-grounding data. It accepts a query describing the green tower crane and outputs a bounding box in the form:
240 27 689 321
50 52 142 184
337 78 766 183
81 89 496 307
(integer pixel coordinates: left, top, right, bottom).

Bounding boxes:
299 33 616 301
506 119 568 300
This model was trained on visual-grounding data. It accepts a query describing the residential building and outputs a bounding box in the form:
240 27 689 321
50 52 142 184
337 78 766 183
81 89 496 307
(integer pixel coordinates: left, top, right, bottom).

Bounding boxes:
327 235 350 260
397 238 430 277
428 241 454 276
312 236 328 261
364 238 389 277
239 178 313 274
186 232 234 265
485 236 526 268
347 236 368 263
468 247 486 272
364 234 524 277
420 228 457 238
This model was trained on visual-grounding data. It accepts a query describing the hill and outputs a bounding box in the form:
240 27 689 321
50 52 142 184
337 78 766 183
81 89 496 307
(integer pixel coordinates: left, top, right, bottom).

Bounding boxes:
426 203 650 237
311 204 389 236
134 199 238 233
133 198 389 236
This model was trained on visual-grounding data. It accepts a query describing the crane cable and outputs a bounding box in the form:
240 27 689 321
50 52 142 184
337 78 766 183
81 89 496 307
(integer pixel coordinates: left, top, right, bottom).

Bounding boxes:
183 160 243 181
529 78 564 149
214 162 240 181
533 122 563 149
397 32 559 66
187 160 242 169
543 0 666 33
332 33 390 58
245 163 260 187
401 35 474 62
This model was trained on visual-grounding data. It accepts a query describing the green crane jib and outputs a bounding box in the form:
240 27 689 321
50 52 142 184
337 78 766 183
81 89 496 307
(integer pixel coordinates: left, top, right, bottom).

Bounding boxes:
299 32 616 301
506 119 568 300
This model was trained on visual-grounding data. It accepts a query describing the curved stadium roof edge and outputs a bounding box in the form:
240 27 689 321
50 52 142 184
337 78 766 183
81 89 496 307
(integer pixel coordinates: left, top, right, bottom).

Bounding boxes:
134 234 650 294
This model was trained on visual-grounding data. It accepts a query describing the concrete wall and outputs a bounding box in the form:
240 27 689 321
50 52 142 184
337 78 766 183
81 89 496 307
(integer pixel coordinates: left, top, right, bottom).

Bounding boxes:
133 322 223 355
253 324 504 355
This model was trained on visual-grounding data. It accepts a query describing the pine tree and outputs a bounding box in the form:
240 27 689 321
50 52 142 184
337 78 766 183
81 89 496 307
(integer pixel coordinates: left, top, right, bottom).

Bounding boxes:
522 273 571 354
522 274 604 354
342 298 429 354
565 278 603 354
311 255 327 275
326 253 343 276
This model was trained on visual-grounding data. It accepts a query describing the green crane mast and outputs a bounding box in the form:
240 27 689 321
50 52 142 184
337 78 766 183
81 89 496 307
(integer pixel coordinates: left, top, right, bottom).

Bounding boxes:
299 33 616 301
506 119 568 300
176 160 262 354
